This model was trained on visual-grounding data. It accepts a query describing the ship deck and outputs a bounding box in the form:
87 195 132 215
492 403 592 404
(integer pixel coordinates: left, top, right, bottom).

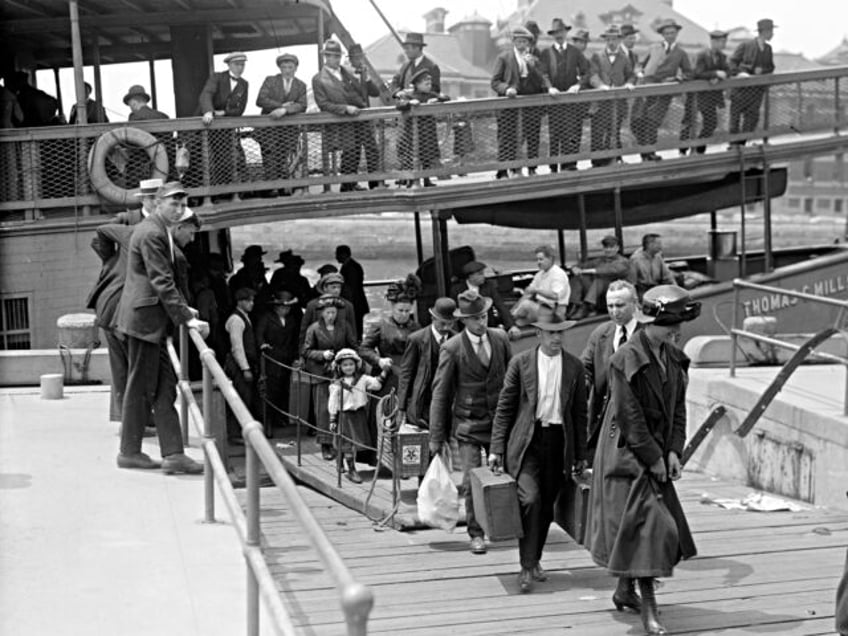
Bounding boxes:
2 382 846 635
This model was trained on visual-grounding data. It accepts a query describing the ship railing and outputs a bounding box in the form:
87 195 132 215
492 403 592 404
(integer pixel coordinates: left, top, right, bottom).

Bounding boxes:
165 324 374 636
1 65 847 218
729 278 848 416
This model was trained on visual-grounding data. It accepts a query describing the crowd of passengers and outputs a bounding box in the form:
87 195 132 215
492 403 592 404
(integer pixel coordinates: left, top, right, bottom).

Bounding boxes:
2 17 776 192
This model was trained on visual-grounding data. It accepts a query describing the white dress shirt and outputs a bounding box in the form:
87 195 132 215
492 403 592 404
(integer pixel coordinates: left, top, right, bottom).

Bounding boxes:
466 331 491 362
613 317 638 352
535 350 563 425
513 47 529 78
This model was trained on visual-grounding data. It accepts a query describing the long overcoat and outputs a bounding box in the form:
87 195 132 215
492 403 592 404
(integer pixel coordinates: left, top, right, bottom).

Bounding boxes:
397 325 455 428
585 330 696 578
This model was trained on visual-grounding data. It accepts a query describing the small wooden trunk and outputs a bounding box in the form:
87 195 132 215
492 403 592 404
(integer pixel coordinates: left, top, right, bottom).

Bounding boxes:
469 467 523 541
379 423 429 478
554 474 591 545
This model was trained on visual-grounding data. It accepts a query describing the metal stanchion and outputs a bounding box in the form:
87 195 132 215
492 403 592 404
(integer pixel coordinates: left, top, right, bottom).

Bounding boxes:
245 422 262 636
201 356 216 523
179 324 189 443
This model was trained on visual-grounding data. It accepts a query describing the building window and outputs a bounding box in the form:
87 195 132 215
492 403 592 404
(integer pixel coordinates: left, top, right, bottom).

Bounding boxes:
0 296 31 350
804 198 813 214
835 198 844 213
786 197 800 209
817 198 831 211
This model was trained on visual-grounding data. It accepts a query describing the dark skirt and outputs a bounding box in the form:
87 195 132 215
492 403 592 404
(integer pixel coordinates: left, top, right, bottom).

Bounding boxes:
335 407 370 455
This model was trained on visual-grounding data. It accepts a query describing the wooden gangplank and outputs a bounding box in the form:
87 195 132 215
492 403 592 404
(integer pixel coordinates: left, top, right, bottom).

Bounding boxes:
250 472 847 635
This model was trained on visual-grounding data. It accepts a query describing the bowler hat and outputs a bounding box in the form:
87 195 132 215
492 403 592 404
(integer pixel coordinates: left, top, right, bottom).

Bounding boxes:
157 181 187 199
462 261 486 277
547 18 571 35
620 24 638 37
637 284 701 326
322 40 343 56
268 290 298 306
571 29 590 42
756 18 776 31
655 18 683 33
135 178 163 197
600 234 620 247
348 43 364 57
234 287 256 302
524 21 541 39
454 289 492 318
429 297 457 322
511 26 534 41
276 53 298 66
531 302 577 332
123 84 150 105
601 25 623 39
402 33 427 47
241 245 266 261
223 52 247 64
317 272 344 292
709 30 729 39
275 250 293 263
316 293 344 310
410 67 433 86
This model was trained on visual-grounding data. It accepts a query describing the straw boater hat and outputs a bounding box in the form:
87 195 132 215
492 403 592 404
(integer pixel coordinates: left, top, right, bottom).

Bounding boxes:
123 84 150 105
429 297 457 322
453 289 492 318
402 33 427 47
276 53 298 66
655 18 683 33
531 302 577 332
223 52 247 64
322 40 343 56
636 285 702 326
135 178 163 197
547 18 571 35
601 25 623 39
268 290 298 306
709 30 729 40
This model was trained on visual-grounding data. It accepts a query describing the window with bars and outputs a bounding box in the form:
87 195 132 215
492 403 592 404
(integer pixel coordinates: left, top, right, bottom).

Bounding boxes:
0 296 32 350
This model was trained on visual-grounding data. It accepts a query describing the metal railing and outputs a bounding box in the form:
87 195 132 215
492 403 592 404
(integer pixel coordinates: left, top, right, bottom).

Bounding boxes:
165 325 374 636
729 278 848 415
1 66 846 216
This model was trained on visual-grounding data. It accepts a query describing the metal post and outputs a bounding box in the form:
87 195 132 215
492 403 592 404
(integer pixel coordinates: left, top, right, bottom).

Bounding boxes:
578 194 588 262
261 354 268 438
91 34 103 113
762 153 773 273
180 325 190 443
245 430 261 636
68 0 88 126
53 68 64 121
317 7 325 69
556 229 566 267
737 149 747 278
613 186 624 248
295 367 302 467
431 211 448 297
336 409 343 489
413 212 424 266
202 358 215 523
762 86 770 144
730 283 739 378
148 58 158 110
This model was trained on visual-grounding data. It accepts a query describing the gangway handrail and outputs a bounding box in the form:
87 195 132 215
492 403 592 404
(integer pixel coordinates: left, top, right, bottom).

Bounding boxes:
165 325 374 636
728 278 848 417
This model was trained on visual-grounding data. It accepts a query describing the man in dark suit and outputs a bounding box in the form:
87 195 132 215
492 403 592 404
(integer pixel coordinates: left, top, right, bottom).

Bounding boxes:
69 82 108 124
589 26 636 166
391 32 441 97
729 18 775 145
114 178 161 225
632 19 692 161
490 304 588 593
397 297 457 429
541 19 591 172
256 52 308 195
491 26 545 179
197 52 249 188
429 289 512 554
115 181 209 473
124 85 168 121
580 280 639 452
336 244 369 339
256 290 301 433
449 261 520 338
620 24 640 71
312 40 381 192
681 30 730 154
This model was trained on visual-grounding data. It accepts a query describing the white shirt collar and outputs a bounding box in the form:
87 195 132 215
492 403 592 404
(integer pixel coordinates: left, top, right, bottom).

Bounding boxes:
466 330 487 344
431 325 443 341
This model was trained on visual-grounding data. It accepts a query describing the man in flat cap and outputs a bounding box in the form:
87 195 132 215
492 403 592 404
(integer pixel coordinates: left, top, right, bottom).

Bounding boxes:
681 30 730 154
256 53 308 196
728 19 776 146
197 52 249 192
632 19 692 161
541 18 591 172
491 26 546 179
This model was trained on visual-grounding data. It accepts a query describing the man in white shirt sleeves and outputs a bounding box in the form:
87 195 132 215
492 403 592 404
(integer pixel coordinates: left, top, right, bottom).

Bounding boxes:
511 245 572 326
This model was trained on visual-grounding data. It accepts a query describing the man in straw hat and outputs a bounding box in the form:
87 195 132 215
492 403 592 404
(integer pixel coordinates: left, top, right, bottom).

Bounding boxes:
586 284 700 635
490 303 588 593
631 18 692 161
125 84 168 121
391 32 441 98
115 181 208 474
397 297 457 429
256 52 308 196
728 18 776 146
430 289 512 555
113 178 162 225
540 18 591 172
589 25 636 166
491 26 546 179
681 30 730 154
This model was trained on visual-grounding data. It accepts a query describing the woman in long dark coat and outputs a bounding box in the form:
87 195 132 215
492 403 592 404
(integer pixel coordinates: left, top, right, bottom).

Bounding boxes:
586 285 701 636
302 294 358 460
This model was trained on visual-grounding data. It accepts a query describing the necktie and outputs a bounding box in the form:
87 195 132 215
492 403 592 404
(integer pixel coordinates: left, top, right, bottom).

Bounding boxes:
618 327 627 350
284 79 291 94
477 337 490 367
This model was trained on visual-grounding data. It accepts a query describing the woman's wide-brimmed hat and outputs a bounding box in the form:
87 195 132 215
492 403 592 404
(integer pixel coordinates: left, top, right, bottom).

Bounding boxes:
317 272 344 293
637 284 701 326
454 289 492 318
429 297 457 322
386 274 422 303
316 293 344 310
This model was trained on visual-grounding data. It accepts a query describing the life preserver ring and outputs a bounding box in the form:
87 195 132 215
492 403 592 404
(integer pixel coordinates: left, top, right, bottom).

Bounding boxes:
88 127 169 205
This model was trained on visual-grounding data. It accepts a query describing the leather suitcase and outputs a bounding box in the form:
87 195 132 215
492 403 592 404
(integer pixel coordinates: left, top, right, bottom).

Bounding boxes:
469 467 523 541
554 474 591 545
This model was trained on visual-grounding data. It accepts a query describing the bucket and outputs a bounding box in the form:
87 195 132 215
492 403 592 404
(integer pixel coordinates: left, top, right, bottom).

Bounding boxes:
57 313 99 349
708 230 737 259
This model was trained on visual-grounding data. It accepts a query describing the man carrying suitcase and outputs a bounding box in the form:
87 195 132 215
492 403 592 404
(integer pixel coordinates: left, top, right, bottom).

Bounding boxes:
489 302 588 592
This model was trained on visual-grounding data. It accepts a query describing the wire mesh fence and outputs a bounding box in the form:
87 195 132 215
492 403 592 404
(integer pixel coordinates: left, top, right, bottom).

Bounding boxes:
1 68 845 214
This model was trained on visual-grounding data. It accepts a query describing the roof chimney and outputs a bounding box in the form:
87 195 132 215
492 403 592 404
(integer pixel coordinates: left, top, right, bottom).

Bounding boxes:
423 7 448 34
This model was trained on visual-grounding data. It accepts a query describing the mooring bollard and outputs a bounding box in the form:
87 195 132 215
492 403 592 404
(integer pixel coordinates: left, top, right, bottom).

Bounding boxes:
40 373 64 400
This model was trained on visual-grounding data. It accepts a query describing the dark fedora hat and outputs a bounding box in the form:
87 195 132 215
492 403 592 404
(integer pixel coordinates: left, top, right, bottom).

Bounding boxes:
655 18 683 33
547 18 571 35
531 300 576 331
234 287 256 302
429 297 457 322
454 289 492 318
524 20 541 39
620 24 639 37
241 245 266 261
402 32 427 47
348 43 364 57
637 284 702 326
276 52 299 66
268 290 298 306
571 29 590 42
461 261 486 277
123 84 150 105
756 18 776 31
